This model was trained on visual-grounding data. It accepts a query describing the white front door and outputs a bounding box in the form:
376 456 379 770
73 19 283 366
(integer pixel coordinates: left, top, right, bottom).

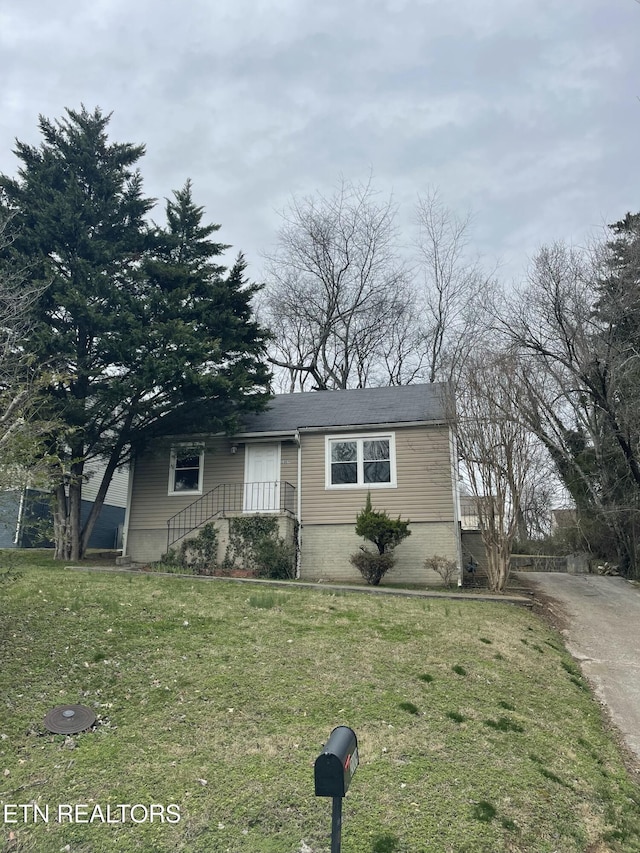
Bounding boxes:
244 443 280 512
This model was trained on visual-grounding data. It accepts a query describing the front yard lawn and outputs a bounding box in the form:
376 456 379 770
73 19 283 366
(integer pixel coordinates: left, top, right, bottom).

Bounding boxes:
1 561 639 852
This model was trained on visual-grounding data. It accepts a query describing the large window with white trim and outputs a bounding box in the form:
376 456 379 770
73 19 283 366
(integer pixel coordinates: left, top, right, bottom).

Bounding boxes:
326 434 396 489
168 444 204 495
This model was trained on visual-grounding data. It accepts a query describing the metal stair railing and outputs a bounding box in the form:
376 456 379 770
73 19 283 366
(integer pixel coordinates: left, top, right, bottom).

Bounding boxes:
166 481 296 550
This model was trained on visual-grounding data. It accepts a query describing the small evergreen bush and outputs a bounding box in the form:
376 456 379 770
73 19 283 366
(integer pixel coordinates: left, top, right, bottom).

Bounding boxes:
350 550 395 585
350 493 410 585
253 535 295 579
224 516 295 579
159 522 219 574
354 492 411 555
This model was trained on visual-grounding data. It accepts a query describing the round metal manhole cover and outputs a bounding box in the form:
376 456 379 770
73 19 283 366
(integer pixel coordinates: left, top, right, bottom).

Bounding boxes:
44 704 96 734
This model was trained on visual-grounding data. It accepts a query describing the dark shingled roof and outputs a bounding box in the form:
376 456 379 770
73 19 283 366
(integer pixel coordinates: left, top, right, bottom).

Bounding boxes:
239 383 451 434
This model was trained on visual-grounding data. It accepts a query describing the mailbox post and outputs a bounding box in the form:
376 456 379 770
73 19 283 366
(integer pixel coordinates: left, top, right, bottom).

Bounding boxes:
314 726 358 853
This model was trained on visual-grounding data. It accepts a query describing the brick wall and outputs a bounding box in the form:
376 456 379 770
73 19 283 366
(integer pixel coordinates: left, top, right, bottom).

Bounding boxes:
300 521 460 586
127 515 297 568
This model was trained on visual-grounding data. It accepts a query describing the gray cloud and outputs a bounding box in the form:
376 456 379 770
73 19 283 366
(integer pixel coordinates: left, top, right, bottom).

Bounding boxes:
1 0 638 283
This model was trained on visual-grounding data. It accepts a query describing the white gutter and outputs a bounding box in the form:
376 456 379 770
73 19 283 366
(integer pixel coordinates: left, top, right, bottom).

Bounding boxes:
295 419 451 433
232 430 299 440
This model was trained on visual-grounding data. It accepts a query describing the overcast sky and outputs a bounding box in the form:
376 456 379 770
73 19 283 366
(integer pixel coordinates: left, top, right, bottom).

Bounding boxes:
1 0 639 283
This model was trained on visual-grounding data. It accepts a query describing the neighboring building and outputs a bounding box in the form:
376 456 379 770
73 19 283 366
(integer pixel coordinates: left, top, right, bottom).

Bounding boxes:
458 491 487 580
459 491 481 531
0 489 49 548
0 463 129 550
80 461 129 549
123 383 463 585
550 507 577 531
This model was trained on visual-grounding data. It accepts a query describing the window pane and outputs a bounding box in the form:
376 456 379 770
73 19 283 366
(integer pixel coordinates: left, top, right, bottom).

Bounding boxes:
176 452 200 469
331 462 358 484
364 461 391 483
331 441 357 463
363 440 389 462
174 468 200 491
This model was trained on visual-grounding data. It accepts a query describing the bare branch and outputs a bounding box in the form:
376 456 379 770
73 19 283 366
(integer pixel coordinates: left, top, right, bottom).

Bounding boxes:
261 176 418 390
414 188 496 385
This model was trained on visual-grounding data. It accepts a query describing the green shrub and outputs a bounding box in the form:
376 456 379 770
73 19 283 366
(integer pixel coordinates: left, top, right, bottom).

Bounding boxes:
224 516 295 579
350 493 410 585
350 549 395 585
159 523 219 574
182 523 219 574
253 535 295 579
354 492 410 555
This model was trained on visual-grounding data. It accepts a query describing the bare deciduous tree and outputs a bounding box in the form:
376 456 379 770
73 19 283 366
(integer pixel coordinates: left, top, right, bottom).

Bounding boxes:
0 210 50 483
505 231 640 576
505 244 603 501
456 349 546 592
261 177 420 391
414 188 494 385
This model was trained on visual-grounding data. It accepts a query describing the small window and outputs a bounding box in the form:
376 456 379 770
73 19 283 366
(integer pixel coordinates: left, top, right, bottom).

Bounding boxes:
326 434 396 489
169 445 204 495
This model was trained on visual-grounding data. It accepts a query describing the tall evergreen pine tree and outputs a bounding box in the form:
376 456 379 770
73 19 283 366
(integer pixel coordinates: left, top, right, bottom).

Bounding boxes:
0 107 271 559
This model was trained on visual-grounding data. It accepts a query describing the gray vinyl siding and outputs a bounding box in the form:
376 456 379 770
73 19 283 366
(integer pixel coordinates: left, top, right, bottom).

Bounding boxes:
280 440 299 490
299 424 454 525
127 436 245 531
82 461 129 508
127 436 299 533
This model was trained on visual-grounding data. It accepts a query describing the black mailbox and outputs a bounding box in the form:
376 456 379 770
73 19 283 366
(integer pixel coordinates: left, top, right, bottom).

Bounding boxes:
314 726 359 797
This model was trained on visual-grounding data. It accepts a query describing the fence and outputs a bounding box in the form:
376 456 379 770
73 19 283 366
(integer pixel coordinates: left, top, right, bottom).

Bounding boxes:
510 554 568 573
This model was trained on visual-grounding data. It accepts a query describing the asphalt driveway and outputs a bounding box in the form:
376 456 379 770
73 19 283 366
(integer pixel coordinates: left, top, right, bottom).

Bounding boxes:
518 572 640 768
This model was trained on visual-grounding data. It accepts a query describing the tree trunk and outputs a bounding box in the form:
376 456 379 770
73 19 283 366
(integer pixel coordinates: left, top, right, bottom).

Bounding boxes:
483 530 511 592
80 435 129 557
51 444 85 561
68 477 83 560
52 483 69 560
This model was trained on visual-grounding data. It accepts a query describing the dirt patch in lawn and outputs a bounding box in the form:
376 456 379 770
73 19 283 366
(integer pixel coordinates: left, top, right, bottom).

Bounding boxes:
514 572 571 633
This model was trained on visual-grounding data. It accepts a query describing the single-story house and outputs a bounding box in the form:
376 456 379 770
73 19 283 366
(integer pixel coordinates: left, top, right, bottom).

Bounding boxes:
122 383 463 585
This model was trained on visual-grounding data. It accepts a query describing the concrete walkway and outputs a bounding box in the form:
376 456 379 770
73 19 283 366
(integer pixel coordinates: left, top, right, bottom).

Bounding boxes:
518 572 640 768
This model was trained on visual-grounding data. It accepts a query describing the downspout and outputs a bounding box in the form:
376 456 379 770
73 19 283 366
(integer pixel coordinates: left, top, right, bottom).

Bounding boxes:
296 430 302 579
120 457 135 563
14 486 26 547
